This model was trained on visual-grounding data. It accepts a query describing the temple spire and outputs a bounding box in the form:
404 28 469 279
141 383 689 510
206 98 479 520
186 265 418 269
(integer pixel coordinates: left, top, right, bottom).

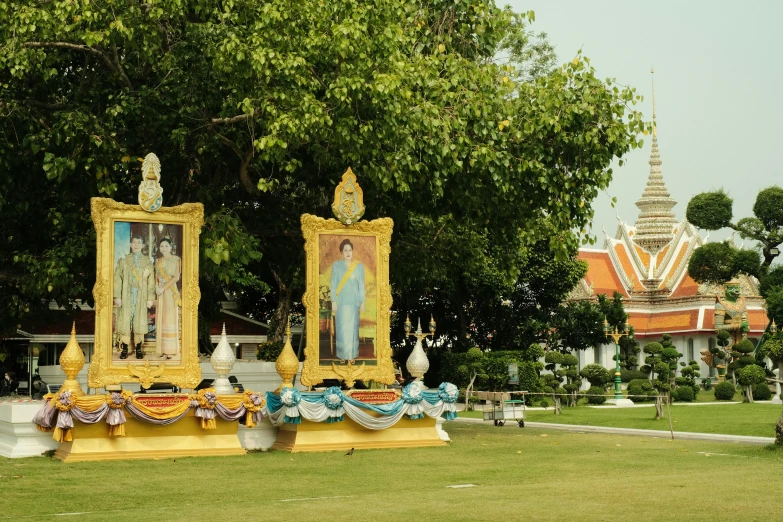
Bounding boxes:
633 67 678 256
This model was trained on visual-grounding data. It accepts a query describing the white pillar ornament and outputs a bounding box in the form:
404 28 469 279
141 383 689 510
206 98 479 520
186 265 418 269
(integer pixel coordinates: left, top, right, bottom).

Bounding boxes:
772 368 782 405
211 323 237 394
406 319 430 389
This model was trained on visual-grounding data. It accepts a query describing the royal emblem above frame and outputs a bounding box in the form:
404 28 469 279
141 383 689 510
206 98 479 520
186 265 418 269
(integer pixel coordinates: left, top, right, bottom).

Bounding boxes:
88 154 204 390
300 168 395 387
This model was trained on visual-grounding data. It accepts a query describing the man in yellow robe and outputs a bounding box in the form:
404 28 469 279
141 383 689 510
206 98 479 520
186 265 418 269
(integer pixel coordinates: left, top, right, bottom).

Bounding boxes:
114 235 155 359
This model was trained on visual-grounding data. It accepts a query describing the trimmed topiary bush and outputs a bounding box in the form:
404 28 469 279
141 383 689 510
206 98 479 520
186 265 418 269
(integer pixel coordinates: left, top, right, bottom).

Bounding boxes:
580 364 612 388
620 369 648 382
752 382 772 401
714 381 737 401
627 379 656 402
671 386 694 402
585 386 608 405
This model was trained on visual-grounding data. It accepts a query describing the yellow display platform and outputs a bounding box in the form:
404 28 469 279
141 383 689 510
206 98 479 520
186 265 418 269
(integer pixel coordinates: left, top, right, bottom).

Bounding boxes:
272 415 447 452
54 410 246 462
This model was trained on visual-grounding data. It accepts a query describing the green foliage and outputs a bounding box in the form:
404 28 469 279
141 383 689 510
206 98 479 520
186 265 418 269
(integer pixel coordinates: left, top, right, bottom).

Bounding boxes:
761 334 783 362
752 382 772 401
620 368 648 383
440 349 539 392
676 360 701 397
524 343 546 361
685 187 782 320
733 250 762 279
544 351 563 366
580 364 612 388
585 386 608 405
596 292 639 370
687 242 760 285
686 191 733 230
714 381 737 401
734 339 755 355
738 365 767 387
671 386 694 402
627 379 656 402
0 0 650 341
753 186 783 231
256 341 283 361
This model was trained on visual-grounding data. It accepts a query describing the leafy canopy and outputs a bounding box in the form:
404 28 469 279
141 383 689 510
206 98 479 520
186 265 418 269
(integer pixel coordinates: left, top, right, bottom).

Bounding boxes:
0 1 648 341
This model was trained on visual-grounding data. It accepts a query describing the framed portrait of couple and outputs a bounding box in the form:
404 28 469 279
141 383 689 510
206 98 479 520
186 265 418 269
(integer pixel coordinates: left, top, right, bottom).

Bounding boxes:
88 198 204 390
299 214 396 387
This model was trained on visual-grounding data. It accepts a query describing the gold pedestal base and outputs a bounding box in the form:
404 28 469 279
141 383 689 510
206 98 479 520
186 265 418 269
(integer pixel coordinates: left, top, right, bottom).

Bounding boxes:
54 410 246 462
272 415 447 452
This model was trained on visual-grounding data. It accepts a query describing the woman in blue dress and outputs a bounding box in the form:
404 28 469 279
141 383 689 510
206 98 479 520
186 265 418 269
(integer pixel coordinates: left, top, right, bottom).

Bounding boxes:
330 239 365 362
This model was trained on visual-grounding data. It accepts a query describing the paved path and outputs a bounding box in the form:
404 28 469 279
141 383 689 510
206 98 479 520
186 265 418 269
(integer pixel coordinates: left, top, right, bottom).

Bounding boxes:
452 417 775 445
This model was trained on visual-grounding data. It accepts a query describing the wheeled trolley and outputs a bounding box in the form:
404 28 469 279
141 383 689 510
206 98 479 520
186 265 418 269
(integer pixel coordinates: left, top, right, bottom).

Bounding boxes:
479 391 527 427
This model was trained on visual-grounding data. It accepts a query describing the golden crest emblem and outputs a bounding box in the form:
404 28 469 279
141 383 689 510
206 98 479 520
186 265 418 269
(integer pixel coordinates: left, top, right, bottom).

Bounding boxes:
138 153 163 213
331 167 365 224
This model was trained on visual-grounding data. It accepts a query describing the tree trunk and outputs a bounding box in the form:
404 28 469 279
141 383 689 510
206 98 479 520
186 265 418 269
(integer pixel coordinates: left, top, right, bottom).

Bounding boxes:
465 374 477 411
654 395 663 419
776 410 783 446
553 395 561 415
745 385 754 403
270 270 292 342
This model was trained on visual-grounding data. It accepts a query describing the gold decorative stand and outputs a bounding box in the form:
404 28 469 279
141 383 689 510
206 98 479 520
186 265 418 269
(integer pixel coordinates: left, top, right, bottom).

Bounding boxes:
53 410 246 462
271 415 446 453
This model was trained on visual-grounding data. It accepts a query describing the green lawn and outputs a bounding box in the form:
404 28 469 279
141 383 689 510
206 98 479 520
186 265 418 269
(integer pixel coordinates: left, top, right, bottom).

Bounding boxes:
460 402 782 437
2 422 783 521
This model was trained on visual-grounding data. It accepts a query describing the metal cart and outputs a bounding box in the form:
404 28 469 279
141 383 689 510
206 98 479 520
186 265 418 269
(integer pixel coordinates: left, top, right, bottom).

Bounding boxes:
480 391 527 427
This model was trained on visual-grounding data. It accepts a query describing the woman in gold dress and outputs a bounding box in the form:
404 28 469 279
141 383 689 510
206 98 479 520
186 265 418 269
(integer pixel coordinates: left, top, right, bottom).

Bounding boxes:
155 238 181 359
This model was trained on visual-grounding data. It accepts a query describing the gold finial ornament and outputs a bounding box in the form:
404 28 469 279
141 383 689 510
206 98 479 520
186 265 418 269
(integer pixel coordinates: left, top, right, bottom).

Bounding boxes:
138 152 163 212
59 322 86 396
275 316 299 391
331 167 365 225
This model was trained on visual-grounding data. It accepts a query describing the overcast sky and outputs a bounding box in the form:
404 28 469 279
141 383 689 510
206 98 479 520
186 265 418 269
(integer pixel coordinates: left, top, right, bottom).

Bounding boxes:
507 1 781 246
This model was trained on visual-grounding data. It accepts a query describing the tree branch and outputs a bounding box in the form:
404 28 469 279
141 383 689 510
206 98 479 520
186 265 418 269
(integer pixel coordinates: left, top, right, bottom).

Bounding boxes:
206 126 256 195
210 111 260 125
23 42 133 90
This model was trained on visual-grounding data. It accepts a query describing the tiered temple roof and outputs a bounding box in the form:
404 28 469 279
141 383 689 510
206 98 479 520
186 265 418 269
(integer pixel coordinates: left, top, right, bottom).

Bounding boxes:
569 72 767 338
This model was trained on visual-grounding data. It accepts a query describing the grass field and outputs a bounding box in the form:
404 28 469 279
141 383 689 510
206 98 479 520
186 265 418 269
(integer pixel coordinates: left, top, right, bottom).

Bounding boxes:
3 422 783 521
460 402 782 437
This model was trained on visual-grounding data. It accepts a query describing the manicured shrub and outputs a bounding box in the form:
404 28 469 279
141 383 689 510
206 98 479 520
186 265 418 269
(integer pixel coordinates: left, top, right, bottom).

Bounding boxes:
580 364 612 388
585 386 608 405
620 369 648 382
714 381 737 401
671 386 694 402
752 382 772 401
627 379 656 402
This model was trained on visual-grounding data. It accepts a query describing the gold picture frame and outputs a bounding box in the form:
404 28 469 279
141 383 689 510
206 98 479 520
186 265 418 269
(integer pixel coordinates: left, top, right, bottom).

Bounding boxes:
88 197 204 390
299 214 395 387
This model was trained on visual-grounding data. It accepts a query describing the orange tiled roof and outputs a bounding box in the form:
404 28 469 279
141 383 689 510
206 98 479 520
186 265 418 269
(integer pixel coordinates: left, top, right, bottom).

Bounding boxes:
628 310 698 335
656 244 670 267
670 273 700 297
633 244 650 270
577 251 627 297
747 309 769 332
631 307 768 337
613 243 637 288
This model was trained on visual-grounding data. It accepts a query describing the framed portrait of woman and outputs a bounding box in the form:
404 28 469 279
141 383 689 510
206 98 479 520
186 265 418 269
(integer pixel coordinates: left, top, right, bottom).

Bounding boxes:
299 214 396 387
88 198 204 390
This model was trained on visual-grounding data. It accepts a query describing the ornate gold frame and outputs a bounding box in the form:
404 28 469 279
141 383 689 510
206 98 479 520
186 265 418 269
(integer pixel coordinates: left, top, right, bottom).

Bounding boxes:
87 198 204 390
299 214 395 387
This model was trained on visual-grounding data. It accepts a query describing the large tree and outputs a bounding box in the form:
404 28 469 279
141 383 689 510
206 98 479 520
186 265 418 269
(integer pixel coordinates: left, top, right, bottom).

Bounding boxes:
1 1 647 345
